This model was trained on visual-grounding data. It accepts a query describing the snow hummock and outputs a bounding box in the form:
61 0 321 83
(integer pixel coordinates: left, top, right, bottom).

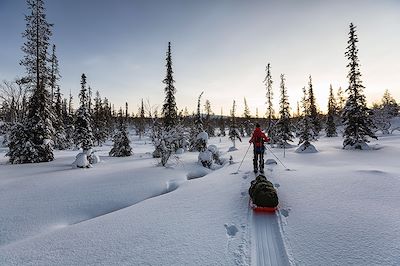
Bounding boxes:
228 146 238 152
186 166 212 180
265 158 277 165
198 149 212 162
72 152 91 168
196 131 208 141
295 142 318 153
175 148 185 154
343 140 371 150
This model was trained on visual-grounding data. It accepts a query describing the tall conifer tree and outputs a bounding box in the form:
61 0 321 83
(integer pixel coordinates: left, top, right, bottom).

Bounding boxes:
109 108 132 157
74 73 94 152
7 0 55 163
307 75 321 138
325 84 338 137
264 63 274 135
342 23 376 149
274 74 293 146
49 44 61 101
161 42 178 130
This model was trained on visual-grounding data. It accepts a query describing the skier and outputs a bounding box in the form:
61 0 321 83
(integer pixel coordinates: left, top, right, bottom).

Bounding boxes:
249 123 270 173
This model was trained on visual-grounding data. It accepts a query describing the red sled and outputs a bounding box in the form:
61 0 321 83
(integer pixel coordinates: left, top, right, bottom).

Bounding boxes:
249 199 277 213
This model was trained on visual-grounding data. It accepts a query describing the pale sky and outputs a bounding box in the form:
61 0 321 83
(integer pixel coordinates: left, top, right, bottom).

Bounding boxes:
0 0 399 116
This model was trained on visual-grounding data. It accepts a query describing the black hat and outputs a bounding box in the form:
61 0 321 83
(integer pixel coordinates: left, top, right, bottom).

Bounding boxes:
256 123 260 128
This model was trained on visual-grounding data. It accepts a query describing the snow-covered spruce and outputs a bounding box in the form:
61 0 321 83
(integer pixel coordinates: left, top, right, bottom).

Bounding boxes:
73 74 97 167
341 23 377 150
151 120 185 166
197 131 211 167
109 110 132 157
198 149 213 168
297 86 317 153
325 84 338 137
228 100 242 150
189 92 205 152
7 0 55 164
198 143 224 169
274 74 294 148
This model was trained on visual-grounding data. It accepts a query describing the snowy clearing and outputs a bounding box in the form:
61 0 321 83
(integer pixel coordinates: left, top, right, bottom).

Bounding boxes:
1 133 400 265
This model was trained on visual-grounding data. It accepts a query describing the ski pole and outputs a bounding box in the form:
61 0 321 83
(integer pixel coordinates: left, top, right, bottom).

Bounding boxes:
234 143 251 174
265 144 291 171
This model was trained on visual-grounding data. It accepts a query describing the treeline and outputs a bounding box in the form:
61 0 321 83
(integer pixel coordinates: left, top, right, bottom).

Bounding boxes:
1 0 400 166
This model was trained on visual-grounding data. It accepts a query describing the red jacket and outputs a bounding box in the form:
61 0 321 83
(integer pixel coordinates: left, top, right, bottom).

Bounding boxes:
249 128 270 147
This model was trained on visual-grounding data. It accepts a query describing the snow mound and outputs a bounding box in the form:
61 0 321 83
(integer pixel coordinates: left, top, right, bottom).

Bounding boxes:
72 152 91 168
228 146 238 152
187 167 211 180
265 159 277 165
175 148 185 154
343 141 371 150
91 153 101 164
196 131 209 141
295 142 318 153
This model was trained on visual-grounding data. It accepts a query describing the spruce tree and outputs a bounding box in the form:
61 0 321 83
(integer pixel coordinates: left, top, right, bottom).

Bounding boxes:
381 89 399 117
190 92 205 152
109 109 132 157
53 85 69 149
371 90 399 134
161 42 178 130
325 84 338 137
307 75 321 138
7 0 55 163
49 44 61 101
92 91 107 145
204 99 215 137
229 100 242 148
87 86 93 114
195 92 204 132
274 74 293 147
336 87 346 114
298 87 313 146
137 98 146 140
342 23 376 149
243 97 252 137
74 73 94 153
264 63 274 135
219 108 226 137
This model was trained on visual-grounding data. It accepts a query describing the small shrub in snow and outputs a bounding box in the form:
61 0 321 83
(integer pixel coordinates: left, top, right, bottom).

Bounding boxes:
207 144 222 165
198 149 213 168
195 131 208 152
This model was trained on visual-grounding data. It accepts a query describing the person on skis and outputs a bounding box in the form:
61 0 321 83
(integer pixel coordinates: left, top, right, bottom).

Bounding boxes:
249 123 270 174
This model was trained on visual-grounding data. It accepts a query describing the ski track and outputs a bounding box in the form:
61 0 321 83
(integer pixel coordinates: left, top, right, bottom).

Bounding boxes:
250 166 290 266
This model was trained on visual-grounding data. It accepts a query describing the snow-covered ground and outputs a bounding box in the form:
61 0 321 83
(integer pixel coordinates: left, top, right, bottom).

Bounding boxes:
0 132 399 265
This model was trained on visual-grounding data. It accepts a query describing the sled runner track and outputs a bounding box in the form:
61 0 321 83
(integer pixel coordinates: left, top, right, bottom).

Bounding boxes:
251 211 289 266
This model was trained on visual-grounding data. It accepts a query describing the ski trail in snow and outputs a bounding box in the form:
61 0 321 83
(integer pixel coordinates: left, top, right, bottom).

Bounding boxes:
251 212 289 266
251 166 290 266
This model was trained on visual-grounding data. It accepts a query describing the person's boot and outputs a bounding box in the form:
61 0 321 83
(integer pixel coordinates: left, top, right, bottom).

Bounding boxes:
253 158 258 173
